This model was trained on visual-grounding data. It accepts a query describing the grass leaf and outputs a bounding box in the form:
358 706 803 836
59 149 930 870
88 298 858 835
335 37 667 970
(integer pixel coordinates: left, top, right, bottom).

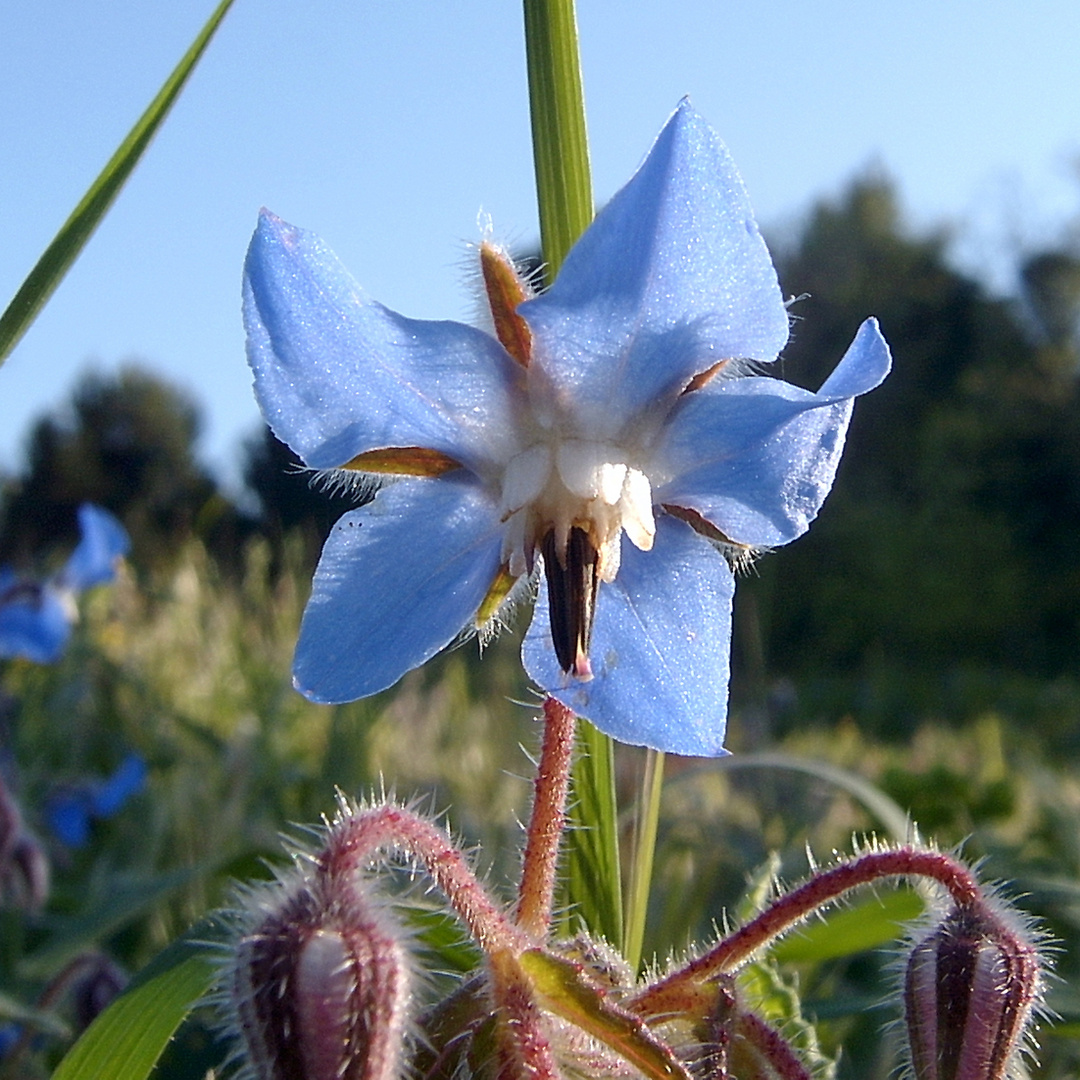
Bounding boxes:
50 929 220 1080
564 719 623 944
0 0 236 366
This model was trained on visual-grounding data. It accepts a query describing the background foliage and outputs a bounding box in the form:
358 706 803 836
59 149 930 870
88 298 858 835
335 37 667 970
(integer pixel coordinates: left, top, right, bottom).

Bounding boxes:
3 172 1080 1077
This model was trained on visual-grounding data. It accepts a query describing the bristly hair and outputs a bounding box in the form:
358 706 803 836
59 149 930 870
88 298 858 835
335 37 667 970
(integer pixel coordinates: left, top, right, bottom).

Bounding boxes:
462 220 543 339
885 855 1055 1080
202 792 440 1080
305 465 382 507
475 568 538 652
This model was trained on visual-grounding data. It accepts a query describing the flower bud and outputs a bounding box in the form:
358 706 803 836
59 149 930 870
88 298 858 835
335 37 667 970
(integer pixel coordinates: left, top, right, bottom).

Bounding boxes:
230 877 411 1080
3 831 50 910
70 953 128 1031
904 901 1042 1080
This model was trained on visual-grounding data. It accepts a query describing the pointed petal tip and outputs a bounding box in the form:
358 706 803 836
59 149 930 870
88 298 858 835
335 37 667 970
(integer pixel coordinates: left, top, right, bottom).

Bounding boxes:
291 667 340 706
670 95 700 124
820 317 893 398
251 208 295 248
655 96 710 149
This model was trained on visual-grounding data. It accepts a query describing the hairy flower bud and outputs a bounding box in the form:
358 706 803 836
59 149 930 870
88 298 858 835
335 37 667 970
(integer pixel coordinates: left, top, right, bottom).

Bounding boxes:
904 901 1042 1080
69 953 128 1031
229 875 411 1080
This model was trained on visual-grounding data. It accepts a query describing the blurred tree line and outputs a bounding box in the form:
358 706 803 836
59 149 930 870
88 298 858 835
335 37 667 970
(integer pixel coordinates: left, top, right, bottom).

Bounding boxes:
743 176 1080 733
2 174 1079 732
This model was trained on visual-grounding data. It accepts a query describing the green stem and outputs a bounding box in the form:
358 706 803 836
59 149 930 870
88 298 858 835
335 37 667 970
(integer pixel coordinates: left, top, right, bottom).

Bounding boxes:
523 0 594 281
564 719 623 946
623 749 664 973
523 0 622 948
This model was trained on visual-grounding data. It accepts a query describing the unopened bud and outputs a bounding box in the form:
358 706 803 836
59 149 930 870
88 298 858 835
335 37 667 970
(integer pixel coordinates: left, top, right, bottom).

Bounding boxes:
3 832 50 910
70 953 128 1031
230 878 411 1080
904 901 1042 1080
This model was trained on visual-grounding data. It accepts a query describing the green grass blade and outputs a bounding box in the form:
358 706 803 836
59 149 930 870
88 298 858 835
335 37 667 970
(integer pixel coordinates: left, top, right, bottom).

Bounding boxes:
523 0 593 281
623 748 664 972
564 719 623 944
50 929 220 1080
0 0 236 366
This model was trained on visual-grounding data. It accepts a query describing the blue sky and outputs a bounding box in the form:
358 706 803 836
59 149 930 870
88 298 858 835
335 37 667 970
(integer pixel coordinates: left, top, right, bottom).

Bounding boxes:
2 1 1078 490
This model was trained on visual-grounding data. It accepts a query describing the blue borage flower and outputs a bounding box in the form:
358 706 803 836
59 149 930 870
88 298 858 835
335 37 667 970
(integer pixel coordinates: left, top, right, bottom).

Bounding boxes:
45 752 148 848
243 101 890 756
0 504 129 664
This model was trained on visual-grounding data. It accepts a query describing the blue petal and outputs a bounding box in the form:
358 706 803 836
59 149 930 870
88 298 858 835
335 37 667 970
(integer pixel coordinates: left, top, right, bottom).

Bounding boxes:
656 319 891 547
520 100 788 436
294 476 503 703
62 504 130 591
244 212 523 473
46 791 93 847
522 516 734 756
0 584 71 664
90 753 147 817
0 1022 22 1057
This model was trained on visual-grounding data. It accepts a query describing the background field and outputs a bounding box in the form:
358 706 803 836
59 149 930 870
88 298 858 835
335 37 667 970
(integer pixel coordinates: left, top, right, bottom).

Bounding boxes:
3 169 1080 1076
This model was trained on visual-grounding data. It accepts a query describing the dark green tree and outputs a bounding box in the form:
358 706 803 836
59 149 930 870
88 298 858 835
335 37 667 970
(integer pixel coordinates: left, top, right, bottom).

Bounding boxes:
242 426 364 572
0 366 221 573
738 176 1080 730
1021 249 1080 367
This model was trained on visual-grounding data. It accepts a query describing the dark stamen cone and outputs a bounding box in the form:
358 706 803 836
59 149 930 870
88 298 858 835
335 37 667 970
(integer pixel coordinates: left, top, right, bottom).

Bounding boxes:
541 527 599 680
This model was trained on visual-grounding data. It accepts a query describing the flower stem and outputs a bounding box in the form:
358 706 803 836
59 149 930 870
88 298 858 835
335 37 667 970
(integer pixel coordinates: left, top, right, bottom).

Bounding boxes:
322 802 528 957
629 846 982 1018
516 697 577 939
736 1011 816 1080
623 748 664 973
523 0 623 949
522 0 593 281
489 949 563 1080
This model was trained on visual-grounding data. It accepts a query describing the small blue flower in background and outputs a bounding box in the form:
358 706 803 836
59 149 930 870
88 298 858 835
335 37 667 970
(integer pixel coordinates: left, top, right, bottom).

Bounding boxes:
59 504 131 592
0 504 129 665
0 1023 20 1059
45 753 147 849
243 100 890 756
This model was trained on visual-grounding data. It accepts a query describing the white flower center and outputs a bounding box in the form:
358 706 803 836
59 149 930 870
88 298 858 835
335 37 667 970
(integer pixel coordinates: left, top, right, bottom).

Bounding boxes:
498 438 655 581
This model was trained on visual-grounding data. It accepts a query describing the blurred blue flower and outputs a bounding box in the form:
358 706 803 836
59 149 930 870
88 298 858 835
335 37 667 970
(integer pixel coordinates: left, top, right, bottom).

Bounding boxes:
0 504 129 664
0 1023 20 1059
243 101 890 756
45 753 147 849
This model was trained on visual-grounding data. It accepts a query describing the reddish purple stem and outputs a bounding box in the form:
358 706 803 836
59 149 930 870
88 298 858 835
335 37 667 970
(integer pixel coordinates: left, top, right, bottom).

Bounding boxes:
516 697 577 940
631 846 981 1018
321 802 529 957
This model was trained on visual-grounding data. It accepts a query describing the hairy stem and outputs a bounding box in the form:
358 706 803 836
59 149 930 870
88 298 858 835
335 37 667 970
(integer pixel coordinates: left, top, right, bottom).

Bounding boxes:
322 802 529 957
630 846 981 1017
490 949 563 1080
736 1011 815 1080
517 697 577 939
